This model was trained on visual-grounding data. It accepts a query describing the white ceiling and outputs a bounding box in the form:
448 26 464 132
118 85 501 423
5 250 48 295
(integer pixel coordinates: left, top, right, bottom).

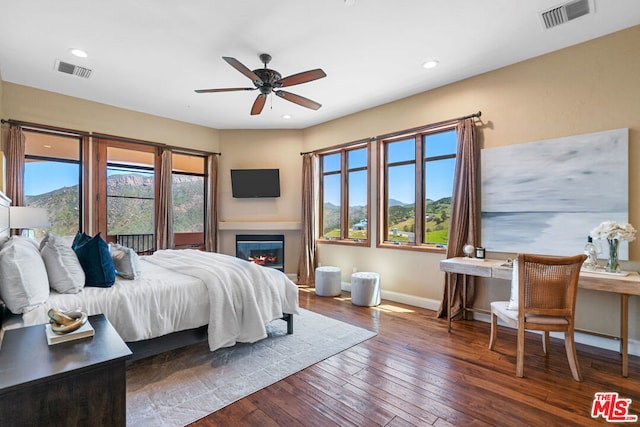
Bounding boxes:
1 0 639 130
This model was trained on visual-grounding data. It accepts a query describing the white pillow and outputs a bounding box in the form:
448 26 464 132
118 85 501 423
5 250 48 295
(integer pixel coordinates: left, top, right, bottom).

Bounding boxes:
507 258 519 310
40 232 85 294
0 235 9 249
109 243 141 279
19 235 40 251
0 236 50 314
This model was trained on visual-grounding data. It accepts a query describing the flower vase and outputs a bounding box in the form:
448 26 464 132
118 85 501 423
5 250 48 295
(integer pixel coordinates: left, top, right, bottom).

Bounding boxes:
606 238 620 273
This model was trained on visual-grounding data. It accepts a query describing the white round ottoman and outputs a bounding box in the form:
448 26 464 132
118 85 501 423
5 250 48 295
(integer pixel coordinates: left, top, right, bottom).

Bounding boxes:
350 272 381 306
315 266 342 297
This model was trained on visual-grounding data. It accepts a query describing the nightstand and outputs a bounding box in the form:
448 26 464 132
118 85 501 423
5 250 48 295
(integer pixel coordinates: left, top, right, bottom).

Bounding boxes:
0 314 132 426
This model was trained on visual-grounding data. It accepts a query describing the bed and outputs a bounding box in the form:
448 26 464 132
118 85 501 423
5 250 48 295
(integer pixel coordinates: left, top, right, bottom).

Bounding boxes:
0 193 299 358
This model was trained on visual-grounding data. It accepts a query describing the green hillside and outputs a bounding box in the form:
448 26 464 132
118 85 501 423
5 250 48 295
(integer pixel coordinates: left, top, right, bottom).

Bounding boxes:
25 173 204 237
323 197 451 244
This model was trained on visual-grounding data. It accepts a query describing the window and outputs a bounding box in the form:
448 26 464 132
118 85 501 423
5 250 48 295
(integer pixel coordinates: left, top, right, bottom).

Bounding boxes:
106 146 156 238
423 131 457 246
172 153 206 249
95 139 159 254
379 127 457 250
319 144 369 244
23 129 85 240
94 137 213 253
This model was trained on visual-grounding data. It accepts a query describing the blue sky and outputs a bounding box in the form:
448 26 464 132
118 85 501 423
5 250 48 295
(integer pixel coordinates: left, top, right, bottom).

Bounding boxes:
24 162 79 196
323 130 457 206
26 130 457 203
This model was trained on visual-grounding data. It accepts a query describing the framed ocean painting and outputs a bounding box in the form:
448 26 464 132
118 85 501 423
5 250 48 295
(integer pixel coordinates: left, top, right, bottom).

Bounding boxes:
481 128 629 258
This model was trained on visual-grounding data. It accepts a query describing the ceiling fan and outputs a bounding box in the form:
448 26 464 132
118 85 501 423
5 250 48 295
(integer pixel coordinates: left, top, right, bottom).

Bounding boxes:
195 54 326 115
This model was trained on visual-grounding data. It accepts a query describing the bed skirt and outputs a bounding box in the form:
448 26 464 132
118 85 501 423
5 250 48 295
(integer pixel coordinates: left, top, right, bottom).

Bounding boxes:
126 314 294 362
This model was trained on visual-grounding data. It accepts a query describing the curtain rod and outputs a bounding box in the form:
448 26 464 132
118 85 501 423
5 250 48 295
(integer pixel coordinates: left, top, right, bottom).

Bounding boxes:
374 110 481 141
300 137 374 156
299 110 481 156
2 119 221 156
1 118 92 137
93 133 221 156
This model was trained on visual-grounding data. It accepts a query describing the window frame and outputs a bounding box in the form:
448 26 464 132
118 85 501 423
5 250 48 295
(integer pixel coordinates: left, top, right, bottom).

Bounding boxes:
377 124 457 253
171 151 207 250
94 137 161 245
22 126 89 236
318 142 371 247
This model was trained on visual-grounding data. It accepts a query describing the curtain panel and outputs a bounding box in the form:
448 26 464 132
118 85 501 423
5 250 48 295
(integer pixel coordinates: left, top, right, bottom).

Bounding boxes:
5 124 25 206
205 153 218 252
297 153 318 285
437 118 479 319
155 148 174 250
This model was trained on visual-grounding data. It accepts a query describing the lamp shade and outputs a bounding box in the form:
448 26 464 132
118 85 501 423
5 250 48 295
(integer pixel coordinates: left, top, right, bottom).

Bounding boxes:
9 206 50 229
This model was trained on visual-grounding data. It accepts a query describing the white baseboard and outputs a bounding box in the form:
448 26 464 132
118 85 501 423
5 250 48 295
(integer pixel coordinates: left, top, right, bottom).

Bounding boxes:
472 312 640 357
341 282 442 311
337 283 640 357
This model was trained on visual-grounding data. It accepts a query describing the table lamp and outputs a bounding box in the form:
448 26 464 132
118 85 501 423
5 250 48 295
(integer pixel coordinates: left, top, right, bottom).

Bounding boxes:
9 206 50 238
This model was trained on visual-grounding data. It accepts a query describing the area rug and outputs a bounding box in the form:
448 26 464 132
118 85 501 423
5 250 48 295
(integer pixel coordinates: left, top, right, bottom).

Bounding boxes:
126 308 377 426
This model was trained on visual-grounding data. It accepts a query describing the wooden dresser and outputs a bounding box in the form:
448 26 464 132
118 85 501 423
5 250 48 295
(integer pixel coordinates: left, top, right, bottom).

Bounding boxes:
0 314 132 426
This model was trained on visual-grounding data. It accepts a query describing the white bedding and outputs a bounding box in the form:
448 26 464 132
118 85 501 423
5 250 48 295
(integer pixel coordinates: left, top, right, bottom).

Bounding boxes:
145 249 299 350
19 249 299 351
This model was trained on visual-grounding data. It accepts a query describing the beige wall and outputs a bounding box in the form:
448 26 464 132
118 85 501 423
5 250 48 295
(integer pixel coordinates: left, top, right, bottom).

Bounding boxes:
0 76 4 123
1 83 220 152
303 25 640 346
217 129 304 276
1 25 639 346
0 83 221 230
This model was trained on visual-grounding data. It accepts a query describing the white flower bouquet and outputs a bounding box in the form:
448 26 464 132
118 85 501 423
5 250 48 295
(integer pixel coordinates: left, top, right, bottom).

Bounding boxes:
590 221 637 242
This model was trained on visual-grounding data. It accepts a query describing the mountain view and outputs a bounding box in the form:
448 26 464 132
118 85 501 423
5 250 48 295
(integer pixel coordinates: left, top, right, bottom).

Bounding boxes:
26 173 204 238
323 197 451 244
322 203 368 239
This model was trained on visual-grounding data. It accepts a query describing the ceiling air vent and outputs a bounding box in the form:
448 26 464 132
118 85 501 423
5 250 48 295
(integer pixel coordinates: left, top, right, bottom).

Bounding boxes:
54 60 92 79
540 0 593 30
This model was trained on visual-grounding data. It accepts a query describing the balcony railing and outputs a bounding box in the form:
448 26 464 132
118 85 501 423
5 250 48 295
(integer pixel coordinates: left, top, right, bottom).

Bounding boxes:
116 233 155 255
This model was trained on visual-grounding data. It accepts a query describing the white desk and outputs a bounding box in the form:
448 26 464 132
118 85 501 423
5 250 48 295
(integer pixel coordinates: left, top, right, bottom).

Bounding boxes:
440 257 640 377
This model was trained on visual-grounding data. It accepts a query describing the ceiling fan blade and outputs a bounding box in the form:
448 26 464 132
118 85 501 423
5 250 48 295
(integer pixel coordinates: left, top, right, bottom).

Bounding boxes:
223 56 262 84
195 87 256 93
275 90 322 110
251 94 267 115
278 69 326 87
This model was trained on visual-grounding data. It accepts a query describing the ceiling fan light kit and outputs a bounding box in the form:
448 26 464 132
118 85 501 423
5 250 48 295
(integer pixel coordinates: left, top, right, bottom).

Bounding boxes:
195 53 326 116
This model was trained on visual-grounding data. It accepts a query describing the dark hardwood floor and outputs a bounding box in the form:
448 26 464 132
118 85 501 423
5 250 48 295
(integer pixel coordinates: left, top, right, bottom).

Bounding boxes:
190 286 640 426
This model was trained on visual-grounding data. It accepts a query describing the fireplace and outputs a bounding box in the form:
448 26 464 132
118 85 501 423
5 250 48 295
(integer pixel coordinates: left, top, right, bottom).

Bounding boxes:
236 234 284 271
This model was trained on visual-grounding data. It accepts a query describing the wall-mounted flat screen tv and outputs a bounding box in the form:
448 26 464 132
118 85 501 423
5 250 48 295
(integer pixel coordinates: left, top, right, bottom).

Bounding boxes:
231 169 281 198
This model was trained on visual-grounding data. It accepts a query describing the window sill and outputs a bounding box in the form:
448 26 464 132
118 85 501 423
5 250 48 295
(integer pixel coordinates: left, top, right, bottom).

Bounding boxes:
376 242 447 253
316 239 369 247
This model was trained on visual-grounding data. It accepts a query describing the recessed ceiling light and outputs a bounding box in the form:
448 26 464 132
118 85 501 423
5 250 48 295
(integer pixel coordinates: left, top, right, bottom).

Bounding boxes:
344 0 356 5
422 59 439 69
282 114 292 120
69 48 88 58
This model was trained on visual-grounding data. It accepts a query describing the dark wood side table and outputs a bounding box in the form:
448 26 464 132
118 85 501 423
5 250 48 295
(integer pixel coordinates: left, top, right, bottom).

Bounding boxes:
0 314 132 426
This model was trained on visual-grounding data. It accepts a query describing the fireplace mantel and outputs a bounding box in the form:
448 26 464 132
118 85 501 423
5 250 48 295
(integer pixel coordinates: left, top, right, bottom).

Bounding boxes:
219 220 301 231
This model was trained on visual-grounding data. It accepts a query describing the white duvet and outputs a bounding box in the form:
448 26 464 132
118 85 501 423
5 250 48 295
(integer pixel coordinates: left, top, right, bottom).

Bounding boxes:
21 249 299 351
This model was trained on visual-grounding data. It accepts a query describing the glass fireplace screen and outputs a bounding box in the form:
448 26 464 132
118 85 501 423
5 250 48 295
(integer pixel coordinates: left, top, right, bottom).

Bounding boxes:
235 234 284 271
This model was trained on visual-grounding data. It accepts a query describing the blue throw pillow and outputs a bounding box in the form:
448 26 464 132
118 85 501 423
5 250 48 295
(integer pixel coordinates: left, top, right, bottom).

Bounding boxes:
72 231 91 250
73 232 116 288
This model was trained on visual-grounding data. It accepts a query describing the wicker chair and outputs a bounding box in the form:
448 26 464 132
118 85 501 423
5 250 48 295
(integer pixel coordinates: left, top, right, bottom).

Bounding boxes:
489 253 587 381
